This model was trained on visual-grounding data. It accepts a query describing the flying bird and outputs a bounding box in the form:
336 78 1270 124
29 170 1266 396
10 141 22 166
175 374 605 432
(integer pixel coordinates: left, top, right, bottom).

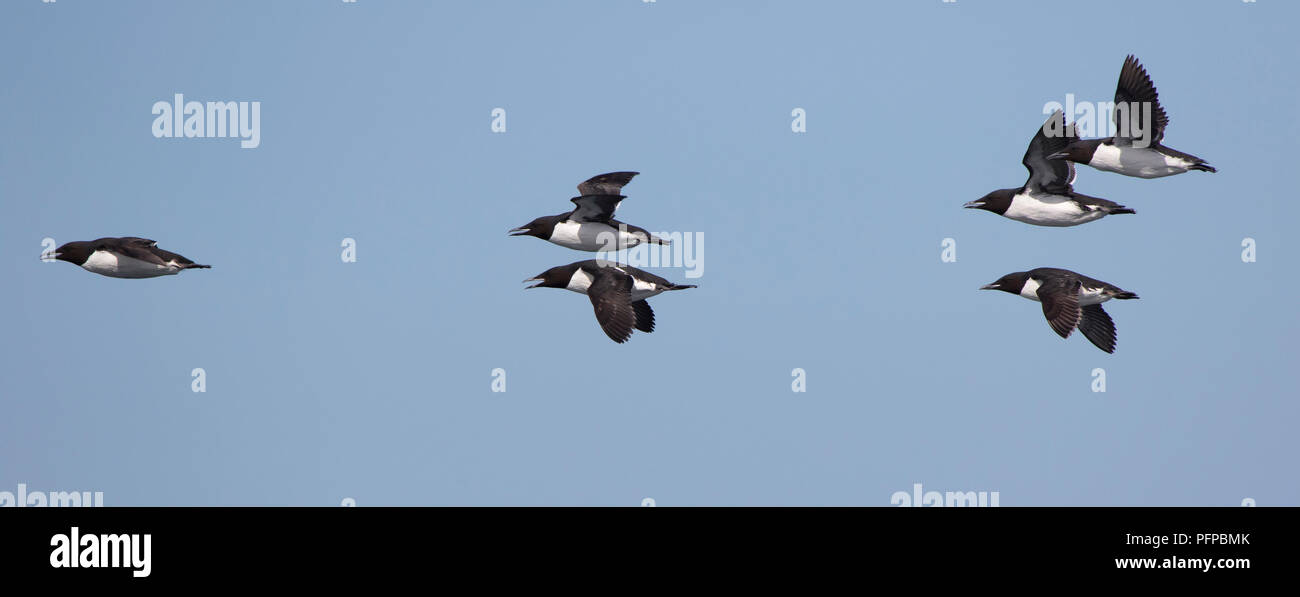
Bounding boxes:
523 260 695 343
980 267 1138 353
1048 55 1216 178
45 237 210 279
510 172 670 251
966 110 1135 227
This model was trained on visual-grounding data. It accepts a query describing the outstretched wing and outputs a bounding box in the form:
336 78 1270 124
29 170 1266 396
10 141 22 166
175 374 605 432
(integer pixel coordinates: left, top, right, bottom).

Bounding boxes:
577 171 638 196
1113 55 1169 145
1023 110 1076 194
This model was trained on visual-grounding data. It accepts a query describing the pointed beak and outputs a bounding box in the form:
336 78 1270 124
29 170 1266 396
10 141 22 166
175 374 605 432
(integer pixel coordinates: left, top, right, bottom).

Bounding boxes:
41 251 60 261
980 283 999 290
508 226 530 237
963 201 984 209
523 277 543 289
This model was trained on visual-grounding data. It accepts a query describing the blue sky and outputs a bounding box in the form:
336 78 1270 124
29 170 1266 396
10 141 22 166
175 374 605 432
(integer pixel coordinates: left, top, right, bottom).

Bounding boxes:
1 0 1295 506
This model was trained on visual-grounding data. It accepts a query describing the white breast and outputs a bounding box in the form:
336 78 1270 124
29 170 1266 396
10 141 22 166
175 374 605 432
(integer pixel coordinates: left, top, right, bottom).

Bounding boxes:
1091 144 1189 178
549 221 647 252
565 268 595 294
1003 192 1101 227
549 221 587 250
82 250 177 279
1019 277 1042 301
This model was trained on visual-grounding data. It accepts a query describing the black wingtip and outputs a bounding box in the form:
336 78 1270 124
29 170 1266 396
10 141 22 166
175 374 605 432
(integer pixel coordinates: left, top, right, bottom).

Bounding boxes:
578 171 640 196
1122 54 1143 73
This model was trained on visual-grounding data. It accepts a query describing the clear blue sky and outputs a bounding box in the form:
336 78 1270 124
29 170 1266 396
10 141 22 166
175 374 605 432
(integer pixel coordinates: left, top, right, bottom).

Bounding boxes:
2 0 1295 506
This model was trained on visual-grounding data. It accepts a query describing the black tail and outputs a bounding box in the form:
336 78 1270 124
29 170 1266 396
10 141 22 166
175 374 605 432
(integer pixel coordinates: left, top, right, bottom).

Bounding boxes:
1190 162 1217 173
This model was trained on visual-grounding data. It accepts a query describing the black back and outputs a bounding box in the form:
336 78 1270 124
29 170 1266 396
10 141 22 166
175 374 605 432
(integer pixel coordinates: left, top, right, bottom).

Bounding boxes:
1027 267 1121 294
